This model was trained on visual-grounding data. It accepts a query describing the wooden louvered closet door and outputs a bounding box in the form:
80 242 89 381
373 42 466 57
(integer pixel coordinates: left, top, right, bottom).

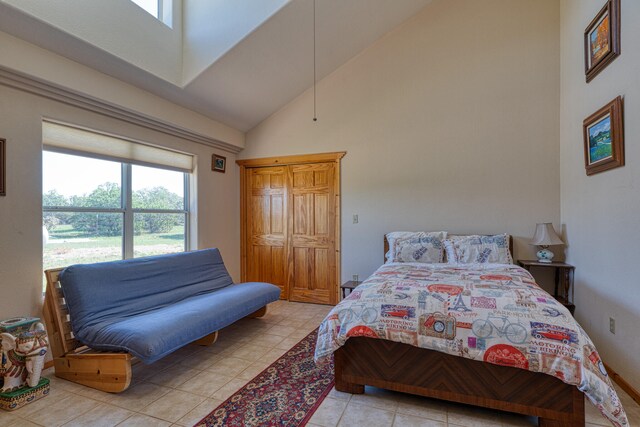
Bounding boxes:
239 153 344 306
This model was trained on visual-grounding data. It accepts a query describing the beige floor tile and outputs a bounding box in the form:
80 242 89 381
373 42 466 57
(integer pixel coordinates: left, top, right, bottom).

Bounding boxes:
146 365 202 388
446 403 502 427
249 333 286 348
6 419 43 427
26 393 99 426
210 378 247 401
266 325 298 337
64 383 115 402
176 370 234 397
395 394 447 422
61 402 134 427
13 388 72 417
392 413 445 427
140 389 205 423
327 387 353 402
308 397 348 427
177 351 219 370
104 382 171 411
585 400 611 426
0 411 19 426
174 398 222 426
260 347 287 364
337 402 395 427
227 344 270 362
274 337 304 350
204 356 252 376
236 362 270 380
116 413 171 427
349 388 399 412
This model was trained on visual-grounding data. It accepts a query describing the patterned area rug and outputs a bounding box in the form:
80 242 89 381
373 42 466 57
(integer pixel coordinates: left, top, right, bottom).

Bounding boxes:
195 328 334 427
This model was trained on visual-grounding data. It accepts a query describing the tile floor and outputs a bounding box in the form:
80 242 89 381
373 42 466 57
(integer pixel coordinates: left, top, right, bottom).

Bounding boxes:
1 300 638 427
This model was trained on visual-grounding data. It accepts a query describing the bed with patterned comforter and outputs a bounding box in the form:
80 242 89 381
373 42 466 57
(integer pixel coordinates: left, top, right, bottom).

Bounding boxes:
315 262 628 427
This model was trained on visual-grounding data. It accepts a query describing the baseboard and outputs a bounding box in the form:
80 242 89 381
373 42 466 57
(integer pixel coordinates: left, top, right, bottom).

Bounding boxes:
603 362 640 405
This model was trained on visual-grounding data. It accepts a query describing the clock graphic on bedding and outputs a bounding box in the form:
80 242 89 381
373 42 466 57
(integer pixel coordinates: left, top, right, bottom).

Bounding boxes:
434 320 445 333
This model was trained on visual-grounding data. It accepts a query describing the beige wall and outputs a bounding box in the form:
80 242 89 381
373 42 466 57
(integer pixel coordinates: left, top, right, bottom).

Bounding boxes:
242 0 561 288
560 0 640 389
0 54 242 319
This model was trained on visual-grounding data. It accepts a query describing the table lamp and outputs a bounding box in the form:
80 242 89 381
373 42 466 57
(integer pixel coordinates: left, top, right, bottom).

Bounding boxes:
530 223 564 263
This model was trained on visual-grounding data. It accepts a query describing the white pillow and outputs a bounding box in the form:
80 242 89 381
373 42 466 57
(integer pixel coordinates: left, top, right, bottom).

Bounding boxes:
386 231 447 264
444 234 512 264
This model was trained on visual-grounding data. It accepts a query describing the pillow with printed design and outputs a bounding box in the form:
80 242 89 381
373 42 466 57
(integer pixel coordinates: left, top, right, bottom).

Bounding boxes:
386 231 448 264
444 234 512 264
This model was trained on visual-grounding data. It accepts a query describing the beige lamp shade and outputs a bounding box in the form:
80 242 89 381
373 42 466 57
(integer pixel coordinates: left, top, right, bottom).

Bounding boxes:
530 223 564 246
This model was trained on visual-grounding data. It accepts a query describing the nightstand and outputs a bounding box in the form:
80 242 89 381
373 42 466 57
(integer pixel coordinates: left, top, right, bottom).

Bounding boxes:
341 280 361 299
517 260 575 315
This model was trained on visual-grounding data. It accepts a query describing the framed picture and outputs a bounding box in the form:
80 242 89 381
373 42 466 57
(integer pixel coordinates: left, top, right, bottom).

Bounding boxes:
583 96 624 176
0 138 5 196
212 154 226 173
584 0 620 83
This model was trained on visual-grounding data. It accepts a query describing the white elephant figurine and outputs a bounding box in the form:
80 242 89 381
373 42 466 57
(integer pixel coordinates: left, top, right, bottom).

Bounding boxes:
0 323 49 392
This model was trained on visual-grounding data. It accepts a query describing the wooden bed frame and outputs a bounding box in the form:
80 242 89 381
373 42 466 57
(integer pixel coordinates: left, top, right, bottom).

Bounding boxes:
333 235 585 427
42 268 267 392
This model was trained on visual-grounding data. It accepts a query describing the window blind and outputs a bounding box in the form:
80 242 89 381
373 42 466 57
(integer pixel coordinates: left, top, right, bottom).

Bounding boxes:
42 121 194 172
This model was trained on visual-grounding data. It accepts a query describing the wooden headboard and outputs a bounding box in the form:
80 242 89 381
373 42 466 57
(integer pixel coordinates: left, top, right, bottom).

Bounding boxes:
383 234 514 263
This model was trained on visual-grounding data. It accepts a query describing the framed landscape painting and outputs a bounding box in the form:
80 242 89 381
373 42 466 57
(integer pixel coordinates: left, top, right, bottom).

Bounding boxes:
584 0 620 82
583 96 624 176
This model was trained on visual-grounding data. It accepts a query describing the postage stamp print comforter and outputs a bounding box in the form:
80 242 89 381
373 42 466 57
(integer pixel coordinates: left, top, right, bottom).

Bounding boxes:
314 263 628 427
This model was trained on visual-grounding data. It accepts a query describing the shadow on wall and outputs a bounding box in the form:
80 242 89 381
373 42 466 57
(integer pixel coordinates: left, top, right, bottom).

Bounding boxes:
574 280 640 392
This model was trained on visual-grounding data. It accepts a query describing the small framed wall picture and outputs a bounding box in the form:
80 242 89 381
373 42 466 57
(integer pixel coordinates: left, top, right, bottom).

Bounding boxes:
212 154 226 173
0 138 5 196
583 96 624 176
584 0 620 83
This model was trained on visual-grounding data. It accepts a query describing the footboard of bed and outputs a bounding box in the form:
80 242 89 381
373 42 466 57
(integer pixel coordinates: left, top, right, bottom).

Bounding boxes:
335 338 585 427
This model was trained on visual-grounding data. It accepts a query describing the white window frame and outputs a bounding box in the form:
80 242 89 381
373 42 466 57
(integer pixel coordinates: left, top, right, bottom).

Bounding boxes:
43 150 190 260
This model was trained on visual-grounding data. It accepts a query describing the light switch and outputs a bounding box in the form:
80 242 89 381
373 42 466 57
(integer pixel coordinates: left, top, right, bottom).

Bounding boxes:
353 214 358 224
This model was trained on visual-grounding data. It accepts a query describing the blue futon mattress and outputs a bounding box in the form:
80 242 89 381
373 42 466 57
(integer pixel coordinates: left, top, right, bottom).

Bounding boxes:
58 249 280 363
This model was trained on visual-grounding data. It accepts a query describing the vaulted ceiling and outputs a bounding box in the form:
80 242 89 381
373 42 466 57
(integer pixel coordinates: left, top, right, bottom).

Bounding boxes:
0 0 432 131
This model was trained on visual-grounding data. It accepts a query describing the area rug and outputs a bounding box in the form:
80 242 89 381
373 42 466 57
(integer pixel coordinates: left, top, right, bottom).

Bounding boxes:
195 328 334 427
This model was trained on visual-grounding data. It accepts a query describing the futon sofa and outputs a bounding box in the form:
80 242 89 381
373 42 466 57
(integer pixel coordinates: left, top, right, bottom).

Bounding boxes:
57 248 280 364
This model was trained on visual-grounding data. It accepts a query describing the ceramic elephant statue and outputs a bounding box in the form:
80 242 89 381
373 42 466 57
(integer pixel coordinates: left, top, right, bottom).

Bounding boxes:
0 323 49 392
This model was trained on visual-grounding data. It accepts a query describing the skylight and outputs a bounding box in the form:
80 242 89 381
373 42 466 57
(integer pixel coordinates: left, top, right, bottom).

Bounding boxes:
130 0 172 27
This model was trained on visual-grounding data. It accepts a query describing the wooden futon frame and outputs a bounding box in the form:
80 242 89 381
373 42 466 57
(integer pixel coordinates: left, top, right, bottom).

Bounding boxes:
43 268 266 393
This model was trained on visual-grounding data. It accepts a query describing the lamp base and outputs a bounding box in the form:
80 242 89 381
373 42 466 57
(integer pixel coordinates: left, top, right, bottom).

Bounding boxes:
536 247 554 263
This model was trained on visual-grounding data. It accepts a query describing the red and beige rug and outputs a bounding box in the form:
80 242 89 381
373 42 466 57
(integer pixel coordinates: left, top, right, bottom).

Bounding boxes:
195 328 334 427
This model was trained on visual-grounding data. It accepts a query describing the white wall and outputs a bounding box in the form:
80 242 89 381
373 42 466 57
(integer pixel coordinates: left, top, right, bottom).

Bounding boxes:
1 0 183 83
560 0 640 389
182 0 289 84
242 0 561 288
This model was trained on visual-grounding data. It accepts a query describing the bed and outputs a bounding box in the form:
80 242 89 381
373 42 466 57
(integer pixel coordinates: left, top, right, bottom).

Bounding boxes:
315 233 628 427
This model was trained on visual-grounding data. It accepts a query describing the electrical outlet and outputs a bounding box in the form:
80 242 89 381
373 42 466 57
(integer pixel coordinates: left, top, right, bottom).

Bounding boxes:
352 274 359 282
353 214 359 224
609 317 615 334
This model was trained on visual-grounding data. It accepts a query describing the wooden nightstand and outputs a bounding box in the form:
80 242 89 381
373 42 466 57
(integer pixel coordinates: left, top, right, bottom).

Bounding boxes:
517 260 575 315
341 281 361 299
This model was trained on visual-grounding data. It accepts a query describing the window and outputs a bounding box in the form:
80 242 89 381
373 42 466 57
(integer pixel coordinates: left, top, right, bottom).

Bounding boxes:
130 0 172 27
42 124 192 273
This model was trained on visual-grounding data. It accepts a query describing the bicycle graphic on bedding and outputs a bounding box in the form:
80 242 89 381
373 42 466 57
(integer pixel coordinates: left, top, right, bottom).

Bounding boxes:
472 314 527 344
337 303 378 324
